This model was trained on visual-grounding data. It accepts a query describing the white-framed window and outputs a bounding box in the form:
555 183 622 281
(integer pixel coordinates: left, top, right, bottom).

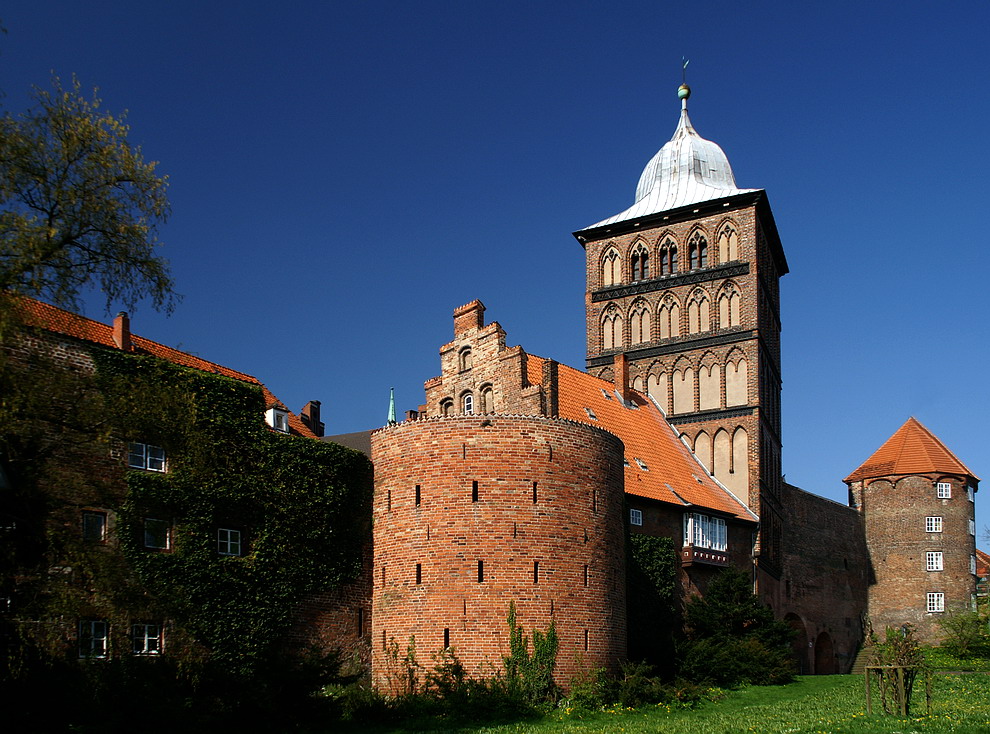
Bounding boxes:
682 512 727 552
132 623 162 655
926 551 943 571
972 555 978 575
926 592 945 613
218 528 241 556
925 516 943 533
968 486 975 502
462 393 474 415
128 442 166 472
265 408 290 433
143 518 170 550
969 519 976 536
79 619 108 658
936 482 951 499
82 510 107 543
629 508 643 526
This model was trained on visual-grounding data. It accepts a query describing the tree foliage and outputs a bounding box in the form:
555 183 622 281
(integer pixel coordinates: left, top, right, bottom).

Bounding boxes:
0 76 173 314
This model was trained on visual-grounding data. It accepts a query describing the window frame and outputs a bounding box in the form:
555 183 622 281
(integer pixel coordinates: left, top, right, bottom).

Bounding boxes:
217 527 242 556
925 516 943 533
629 508 643 526
926 592 945 613
82 510 108 544
127 442 166 472
926 551 944 572
143 518 171 551
132 622 163 656
936 482 951 499
462 393 474 415
79 619 109 659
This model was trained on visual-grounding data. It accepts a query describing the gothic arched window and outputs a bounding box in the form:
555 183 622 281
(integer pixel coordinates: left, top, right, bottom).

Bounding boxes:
688 231 708 270
631 244 649 281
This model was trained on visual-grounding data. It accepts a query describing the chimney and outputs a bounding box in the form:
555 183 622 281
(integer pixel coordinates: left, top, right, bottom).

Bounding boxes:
453 299 485 336
300 400 324 437
613 353 629 402
113 312 131 352
405 409 419 422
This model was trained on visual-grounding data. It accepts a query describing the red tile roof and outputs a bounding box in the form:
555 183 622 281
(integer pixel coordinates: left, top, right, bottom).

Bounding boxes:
14 297 317 439
844 417 978 484
526 355 755 521
977 549 989 579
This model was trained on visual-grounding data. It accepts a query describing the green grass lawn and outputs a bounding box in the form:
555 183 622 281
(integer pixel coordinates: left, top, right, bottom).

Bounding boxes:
343 674 990 734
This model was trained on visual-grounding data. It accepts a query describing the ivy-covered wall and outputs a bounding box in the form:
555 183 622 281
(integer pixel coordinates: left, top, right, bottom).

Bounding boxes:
2 335 372 695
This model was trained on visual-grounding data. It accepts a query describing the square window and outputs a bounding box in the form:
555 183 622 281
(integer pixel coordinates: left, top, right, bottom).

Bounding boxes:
936 482 951 499
926 551 943 571
82 511 107 543
128 442 166 472
217 528 241 556
629 508 643 526
926 592 944 613
79 619 108 658
143 518 170 550
132 623 162 655
925 516 943 533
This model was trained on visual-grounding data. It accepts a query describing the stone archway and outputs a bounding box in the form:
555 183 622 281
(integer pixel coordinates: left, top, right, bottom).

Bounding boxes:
814 631 835 675
784 613 809 674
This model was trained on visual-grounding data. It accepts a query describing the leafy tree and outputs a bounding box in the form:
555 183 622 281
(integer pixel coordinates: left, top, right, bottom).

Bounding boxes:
0 76 173 315
680 568 795 686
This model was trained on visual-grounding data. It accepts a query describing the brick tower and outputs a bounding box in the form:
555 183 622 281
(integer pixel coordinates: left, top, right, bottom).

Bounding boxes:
573 84 788 582
845 418 980 639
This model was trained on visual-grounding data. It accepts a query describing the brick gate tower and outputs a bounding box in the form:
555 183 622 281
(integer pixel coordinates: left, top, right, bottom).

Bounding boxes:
573 84 789 585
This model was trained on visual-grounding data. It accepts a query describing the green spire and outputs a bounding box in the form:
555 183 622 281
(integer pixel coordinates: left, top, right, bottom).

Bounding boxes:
387 387 396 426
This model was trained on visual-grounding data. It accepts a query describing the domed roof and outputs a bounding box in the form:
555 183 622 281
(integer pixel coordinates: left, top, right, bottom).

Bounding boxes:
583 85 757 231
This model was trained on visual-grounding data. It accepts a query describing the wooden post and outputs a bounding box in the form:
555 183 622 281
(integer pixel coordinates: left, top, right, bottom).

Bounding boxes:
896 667 906 716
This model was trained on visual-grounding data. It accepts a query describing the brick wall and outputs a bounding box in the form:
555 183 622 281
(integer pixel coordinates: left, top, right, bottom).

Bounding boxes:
370 415 626 690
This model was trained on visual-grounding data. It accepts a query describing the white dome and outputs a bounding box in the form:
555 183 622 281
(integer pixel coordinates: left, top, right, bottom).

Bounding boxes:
584 89 757 230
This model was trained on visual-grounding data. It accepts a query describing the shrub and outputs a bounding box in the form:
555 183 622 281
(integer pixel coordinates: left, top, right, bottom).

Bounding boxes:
937 610 989 657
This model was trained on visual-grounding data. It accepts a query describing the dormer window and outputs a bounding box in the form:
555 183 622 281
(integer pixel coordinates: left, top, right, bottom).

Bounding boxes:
128 442 166 472
634 458 649 471
265 408 290 433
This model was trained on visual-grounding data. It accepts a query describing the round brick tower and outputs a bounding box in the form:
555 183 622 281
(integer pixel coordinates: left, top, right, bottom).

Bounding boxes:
370 414 626 691
846 418 979 640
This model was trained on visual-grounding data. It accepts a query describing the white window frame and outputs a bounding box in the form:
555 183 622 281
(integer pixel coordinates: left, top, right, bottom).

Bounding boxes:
629 508 643 526
712 517 727 552
926 551 943 571
462 393 473 415
926 592 945 613
683 512 728 552
972 555 978 575
79 619 108 659
936 482 951 499
218 528 242 556
968 486 975 502
925 516 943 533
969 519 976 536
143 518 171 550
132 623 162 655
128 442 166 472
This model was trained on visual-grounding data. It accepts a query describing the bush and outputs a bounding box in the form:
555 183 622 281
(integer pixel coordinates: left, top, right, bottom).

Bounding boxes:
937 610 990 657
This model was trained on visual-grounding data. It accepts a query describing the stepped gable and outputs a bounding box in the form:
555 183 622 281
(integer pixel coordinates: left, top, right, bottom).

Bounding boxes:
525 354 754 521
844 417 978 483
14 297 316 438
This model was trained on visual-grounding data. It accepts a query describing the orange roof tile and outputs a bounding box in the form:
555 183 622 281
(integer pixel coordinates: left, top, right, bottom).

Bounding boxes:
844 417 978 484
13 297 317 439
526 354 755 521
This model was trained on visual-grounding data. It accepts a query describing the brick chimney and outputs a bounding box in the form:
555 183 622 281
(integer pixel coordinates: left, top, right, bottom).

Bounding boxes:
113 312 131 352
613 353 629 402
453 299 485 336
300 400 324 437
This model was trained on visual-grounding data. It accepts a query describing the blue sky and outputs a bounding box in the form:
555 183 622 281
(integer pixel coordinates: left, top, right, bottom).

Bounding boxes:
3 1 988 538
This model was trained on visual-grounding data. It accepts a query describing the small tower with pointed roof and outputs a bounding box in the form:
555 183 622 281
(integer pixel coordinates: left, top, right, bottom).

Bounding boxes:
845 418 980 639
575 82 788 588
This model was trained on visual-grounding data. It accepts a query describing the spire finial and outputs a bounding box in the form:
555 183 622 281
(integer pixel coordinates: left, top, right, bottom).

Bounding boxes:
386 387 396 426
678 57 691 110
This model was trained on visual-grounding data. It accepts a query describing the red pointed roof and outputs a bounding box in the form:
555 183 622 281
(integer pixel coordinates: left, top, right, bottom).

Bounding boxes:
13 297 317 439
844 417 977 484
976 549 989 580
525 355 755 522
